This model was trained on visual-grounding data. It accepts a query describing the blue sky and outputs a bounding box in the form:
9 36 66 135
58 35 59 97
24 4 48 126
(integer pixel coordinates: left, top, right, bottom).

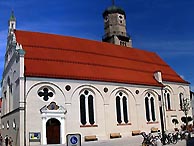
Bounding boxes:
0 0 194 91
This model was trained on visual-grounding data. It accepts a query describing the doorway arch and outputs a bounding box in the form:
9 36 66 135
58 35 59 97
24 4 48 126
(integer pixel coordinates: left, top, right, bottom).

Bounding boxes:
46 118 61 144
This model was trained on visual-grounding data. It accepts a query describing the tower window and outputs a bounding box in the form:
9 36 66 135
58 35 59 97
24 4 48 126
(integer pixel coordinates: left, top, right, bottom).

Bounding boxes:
118 15 124 20
11 23 14 28
120 41 126 46
104 16 109 22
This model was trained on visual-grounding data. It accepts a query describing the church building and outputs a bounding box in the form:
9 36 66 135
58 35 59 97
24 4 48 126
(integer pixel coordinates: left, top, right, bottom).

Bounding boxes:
1 3 191 146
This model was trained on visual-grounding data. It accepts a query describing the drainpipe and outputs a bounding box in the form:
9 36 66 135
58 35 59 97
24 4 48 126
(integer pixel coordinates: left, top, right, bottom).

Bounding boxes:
24 75 26 146
154 71 166 145
159 87 166 145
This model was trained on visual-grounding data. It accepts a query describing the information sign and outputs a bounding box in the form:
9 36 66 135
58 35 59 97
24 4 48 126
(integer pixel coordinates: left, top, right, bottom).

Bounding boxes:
29 132 41 142
67 134 81 146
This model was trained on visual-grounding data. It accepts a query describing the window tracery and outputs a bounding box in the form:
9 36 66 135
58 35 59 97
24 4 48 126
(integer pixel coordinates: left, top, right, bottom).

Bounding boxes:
38 87 54 101
145 92 156 122
80 89 95 125
115 91 129 124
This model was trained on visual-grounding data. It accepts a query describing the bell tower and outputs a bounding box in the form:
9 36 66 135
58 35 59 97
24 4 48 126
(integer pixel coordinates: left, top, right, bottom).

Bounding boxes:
102 1 132 47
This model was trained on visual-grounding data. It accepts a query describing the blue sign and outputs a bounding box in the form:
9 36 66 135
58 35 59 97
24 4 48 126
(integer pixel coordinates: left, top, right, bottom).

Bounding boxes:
67 134 81 146
70 136 78 144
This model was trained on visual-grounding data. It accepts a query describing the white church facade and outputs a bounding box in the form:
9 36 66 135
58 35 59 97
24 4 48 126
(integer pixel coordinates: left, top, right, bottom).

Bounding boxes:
1 4 192 146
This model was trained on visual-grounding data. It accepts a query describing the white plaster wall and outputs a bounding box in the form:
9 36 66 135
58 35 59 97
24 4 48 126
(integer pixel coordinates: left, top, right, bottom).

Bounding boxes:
2 73 189 146
163 82 191 131
1 43 25 146
24 77 191 144
1 111 21 146
25 81 66 146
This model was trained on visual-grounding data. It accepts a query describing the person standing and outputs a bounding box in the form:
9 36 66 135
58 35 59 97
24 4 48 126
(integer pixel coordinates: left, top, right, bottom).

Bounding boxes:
5 135 8 146
0 135 3 146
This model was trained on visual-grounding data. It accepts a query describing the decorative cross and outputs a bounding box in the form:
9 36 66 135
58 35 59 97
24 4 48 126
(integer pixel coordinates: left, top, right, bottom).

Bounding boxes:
38 88 53 101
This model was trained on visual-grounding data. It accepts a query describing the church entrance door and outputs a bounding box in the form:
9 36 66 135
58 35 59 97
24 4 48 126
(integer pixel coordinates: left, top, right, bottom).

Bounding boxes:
46 118 60 144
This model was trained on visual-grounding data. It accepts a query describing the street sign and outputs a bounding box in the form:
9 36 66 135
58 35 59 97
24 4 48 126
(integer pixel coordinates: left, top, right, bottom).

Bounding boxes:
67 134 81 146
29 132 41 142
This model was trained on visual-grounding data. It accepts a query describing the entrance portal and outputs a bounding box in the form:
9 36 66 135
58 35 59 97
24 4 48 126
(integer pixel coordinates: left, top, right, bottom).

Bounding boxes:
46 118 60 144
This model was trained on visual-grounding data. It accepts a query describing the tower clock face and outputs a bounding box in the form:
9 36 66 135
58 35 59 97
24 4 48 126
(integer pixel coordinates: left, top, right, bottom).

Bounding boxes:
104 16 109 22
118 14 124 20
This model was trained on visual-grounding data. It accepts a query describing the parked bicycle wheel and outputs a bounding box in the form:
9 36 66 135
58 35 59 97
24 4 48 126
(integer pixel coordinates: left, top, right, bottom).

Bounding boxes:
171 134 177 144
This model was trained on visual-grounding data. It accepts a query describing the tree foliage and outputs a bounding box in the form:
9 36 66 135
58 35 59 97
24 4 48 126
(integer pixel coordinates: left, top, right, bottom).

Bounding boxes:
172 118 179 125
181 116 192 123
181 98 191 128
172 118 179 128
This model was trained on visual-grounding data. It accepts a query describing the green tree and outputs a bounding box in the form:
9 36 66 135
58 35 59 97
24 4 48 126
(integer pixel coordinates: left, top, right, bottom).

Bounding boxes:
181 98 191 129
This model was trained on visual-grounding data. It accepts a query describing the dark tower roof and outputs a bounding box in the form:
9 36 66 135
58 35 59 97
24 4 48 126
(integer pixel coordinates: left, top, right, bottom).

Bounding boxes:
103 5 126 18
9 11 16 21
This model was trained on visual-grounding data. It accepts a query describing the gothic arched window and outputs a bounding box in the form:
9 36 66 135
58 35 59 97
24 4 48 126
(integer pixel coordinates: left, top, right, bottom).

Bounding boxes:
179 93 184 110
115 91 129 124
144 93 156 122
145 97 150 122
116 96 122 124
79 90 95 125
164 90 171 110
80 95 86 125
150 97 156 121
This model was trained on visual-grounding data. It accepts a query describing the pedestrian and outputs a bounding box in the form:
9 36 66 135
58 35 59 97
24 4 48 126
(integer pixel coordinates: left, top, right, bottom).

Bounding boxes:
9 137 13 146
5 135 8 146
0 135 3 146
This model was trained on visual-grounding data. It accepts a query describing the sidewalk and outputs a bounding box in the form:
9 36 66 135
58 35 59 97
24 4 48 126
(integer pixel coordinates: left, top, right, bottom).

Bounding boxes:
82 135 186 146
31 135 187 146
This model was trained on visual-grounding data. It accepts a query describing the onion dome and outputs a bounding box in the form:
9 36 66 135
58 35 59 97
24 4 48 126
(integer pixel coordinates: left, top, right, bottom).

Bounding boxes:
103 5 126 18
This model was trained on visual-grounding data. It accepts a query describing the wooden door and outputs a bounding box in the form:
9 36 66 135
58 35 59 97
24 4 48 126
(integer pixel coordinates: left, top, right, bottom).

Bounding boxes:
46 118 60 144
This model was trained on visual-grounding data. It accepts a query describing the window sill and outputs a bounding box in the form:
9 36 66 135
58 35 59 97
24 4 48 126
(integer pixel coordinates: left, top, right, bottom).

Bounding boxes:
117 123 132 126
147 121 159 124
80 124 98 128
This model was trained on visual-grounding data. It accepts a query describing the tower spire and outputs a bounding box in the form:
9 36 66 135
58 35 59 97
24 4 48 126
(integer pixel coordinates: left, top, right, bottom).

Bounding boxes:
8 10 16 34
112 0 115 5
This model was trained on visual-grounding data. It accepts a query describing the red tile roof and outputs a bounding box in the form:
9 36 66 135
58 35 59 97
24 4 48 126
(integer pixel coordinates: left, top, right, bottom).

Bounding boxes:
14 30 189 87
